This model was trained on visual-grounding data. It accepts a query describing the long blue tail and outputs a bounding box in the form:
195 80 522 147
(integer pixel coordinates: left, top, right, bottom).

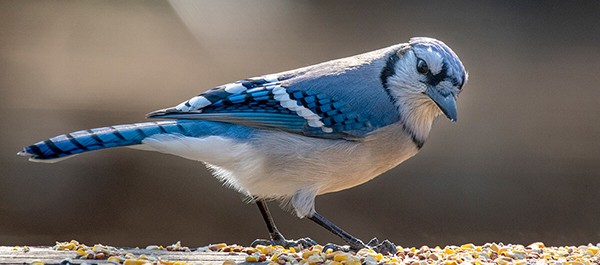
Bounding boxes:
18 120 215 162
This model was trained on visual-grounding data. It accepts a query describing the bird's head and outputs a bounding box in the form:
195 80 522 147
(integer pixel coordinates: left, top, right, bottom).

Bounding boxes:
385 37 467 124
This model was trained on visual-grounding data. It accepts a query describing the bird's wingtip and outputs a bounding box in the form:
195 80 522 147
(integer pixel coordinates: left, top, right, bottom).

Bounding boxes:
146 108 177 118
17 150 27 156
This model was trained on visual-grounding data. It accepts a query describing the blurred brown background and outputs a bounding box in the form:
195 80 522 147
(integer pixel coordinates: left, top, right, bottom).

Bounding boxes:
1 0 599 248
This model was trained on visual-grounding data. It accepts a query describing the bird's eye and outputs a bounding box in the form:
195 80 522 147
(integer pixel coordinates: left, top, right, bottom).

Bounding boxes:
416 59 428 74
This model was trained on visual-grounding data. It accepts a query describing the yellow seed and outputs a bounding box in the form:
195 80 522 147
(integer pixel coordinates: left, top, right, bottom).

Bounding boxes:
495 259 509 265
123 260 150 265
289 247 296 253
307 254 324 265
329 262 343 265
566 262 584 265
256 245 267 254
326 251 343 260
271 253 279 262
334 252 350 262
75 248 87 256
29 260 44 265
444 247 456 255
209 243 228 251
146 245 162 250
489 243 500 252
515 260 527 265
461 244 475 249
312 245 324 252
444 260 458 265
497 247 509 256
368 253 384 262
246 255 259 262
346 261 361 265
302 250 321 259
527 242 546 249
587 246 599 255
108 256 121 263
222 260 236 265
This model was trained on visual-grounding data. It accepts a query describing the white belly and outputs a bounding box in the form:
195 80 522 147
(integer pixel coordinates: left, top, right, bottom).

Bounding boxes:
141 122 420 217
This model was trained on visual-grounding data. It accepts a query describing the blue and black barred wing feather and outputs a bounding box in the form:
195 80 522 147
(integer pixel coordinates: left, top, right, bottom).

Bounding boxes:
147 75 372 139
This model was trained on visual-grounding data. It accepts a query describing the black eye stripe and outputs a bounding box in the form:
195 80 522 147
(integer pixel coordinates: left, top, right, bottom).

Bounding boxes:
426 62 448 86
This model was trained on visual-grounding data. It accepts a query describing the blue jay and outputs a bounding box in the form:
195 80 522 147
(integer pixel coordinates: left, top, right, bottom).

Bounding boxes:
19 37 467 252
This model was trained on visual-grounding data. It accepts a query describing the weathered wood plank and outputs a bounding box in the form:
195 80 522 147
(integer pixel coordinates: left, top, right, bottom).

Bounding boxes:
0 246 262 265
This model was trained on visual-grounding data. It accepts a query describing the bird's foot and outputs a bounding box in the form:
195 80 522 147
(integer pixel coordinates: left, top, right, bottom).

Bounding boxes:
322 237 398 254
322 243 356 253
367 238 398 254
251 237 317 249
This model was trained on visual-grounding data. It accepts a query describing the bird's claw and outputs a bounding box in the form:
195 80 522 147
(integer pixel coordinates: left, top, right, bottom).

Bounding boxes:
251 237 317 249
322 243 354 253
321 237 397 254
367 238 398 254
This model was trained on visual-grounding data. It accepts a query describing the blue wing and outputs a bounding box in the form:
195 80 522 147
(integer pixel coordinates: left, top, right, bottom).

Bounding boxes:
147 45 404 139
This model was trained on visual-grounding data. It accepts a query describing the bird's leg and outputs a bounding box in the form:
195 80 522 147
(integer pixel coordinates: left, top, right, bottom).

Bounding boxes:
251 199 317 249
308 212 397 254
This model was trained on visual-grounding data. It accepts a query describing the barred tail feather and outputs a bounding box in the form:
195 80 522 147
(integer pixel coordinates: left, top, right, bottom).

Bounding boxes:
18 120 210 163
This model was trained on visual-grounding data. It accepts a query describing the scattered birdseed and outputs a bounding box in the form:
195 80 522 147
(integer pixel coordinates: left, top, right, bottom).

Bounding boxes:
51 240 600 265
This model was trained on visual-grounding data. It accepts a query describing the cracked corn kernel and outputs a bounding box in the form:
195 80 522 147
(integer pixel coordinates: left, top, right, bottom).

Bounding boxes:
444 260 459 265
368 253 384 261
301 250 321 259
586 246 599 255
444 247 456 255
75 248 87 257
306 253 324 265
255 245 267 254
246 255 259 262
515 260 528 265
333 252 350 261
566 262 585 265
222 260 236 265
123 260 150 265
461 243 475 249
528 242 546 249
51 240 600 265
146 245 162 250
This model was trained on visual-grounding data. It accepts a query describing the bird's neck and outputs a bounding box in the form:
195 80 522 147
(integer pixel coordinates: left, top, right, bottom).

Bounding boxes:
395 93 441 146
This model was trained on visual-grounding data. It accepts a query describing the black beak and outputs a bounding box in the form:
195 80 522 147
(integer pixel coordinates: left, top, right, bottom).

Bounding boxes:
425 85 457 122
